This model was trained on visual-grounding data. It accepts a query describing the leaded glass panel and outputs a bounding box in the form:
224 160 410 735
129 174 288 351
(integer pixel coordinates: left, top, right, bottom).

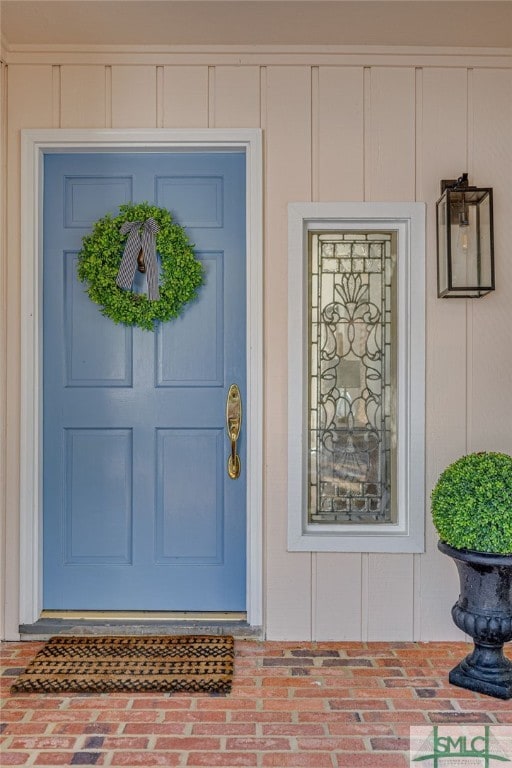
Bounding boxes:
308 232 397 525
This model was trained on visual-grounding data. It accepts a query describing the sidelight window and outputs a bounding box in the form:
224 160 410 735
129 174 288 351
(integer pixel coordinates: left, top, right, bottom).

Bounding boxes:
308 231 397 527
288 204 425 553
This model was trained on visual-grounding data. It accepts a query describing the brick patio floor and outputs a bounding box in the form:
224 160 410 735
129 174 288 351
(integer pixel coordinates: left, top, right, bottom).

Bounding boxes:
1 639 512 767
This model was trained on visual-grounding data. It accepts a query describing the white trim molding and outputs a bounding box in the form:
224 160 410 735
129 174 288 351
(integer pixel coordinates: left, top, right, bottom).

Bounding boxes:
288 202 425 553
19 128 263 628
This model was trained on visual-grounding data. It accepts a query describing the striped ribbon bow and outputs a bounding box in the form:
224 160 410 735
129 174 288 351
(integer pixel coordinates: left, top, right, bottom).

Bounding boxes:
116 218 160 301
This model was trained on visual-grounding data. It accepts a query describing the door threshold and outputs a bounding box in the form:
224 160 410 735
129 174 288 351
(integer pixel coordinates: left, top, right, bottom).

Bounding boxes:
40 610 247 622
20 612 262 641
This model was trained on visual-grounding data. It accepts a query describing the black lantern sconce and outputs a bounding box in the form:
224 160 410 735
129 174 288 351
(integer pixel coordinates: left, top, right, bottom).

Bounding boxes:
436 173 494 298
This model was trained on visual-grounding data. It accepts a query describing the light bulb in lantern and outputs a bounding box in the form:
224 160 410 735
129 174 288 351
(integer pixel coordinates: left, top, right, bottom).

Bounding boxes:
456 198 472 257
457 220 471 254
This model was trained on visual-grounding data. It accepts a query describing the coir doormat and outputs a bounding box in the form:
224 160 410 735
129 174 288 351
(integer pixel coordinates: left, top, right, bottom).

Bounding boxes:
10 634 234 694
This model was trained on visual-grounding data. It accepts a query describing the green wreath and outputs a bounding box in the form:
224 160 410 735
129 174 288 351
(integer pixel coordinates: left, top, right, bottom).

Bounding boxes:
77 202 204 331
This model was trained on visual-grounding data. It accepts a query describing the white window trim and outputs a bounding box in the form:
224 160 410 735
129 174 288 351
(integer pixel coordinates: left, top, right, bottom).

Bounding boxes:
288 202 425 553
19 128 263 630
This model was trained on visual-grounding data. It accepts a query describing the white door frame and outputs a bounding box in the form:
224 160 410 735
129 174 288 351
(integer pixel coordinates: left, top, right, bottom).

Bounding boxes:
19 128 263 628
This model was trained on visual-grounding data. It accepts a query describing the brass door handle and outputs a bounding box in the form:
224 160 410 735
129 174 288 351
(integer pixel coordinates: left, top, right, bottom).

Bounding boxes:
226 384 242 479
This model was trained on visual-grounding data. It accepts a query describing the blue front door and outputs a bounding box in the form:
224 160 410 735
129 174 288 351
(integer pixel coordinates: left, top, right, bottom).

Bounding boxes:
43 152 246 611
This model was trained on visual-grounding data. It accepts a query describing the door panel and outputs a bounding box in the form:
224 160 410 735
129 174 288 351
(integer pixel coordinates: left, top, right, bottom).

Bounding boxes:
43 152 246 611
65 253 133 386
64 428 133 565
156 252 223 387
155 429 223 563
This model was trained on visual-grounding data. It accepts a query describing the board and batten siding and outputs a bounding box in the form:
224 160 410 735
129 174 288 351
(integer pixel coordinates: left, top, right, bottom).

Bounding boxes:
0 59 7 643
2 52 512 641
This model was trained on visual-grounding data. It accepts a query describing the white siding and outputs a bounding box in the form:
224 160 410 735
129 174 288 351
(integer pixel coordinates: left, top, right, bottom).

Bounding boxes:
4 66 54 641
2 47 512 640
265 66 313 639
111 66 157 128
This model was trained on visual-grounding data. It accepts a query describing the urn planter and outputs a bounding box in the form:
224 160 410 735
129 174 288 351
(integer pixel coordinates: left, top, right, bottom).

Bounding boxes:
439 540 512 700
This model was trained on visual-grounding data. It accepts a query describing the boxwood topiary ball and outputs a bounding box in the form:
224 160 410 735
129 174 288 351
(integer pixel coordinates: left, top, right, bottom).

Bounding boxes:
431 452 512 555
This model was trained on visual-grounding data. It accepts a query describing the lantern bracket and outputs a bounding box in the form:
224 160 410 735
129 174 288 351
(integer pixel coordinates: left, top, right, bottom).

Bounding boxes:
440 173 476 194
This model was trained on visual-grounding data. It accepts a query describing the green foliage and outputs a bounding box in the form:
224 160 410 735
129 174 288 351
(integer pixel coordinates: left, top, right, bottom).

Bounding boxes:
431 452 512 554
77 202 204 331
